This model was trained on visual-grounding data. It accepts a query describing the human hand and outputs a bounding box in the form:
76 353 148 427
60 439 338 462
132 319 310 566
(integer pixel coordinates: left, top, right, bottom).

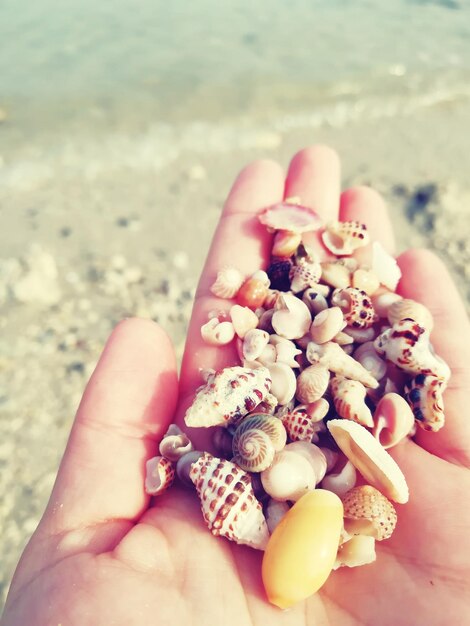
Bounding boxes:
2 147 470 626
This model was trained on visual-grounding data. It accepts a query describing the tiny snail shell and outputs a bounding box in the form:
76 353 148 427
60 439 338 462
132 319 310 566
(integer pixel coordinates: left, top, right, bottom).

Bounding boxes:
265 499 291 534
237 278 269 309
243 328 270 361
296 364 330 404
232 415 287 472
159 424 194 462
210 267 245 299
261 449 316 502
272 293 312 340
387 298 434 331
230 304 259 338
201 318 236 346
272 230 302 257
145 456 176 495
353 341 387 381
331 287 377 329
404 373 446 432
176 450 204 486
331 376 373 428
341 485 397 541
285 441 328 484
372 393 415 449
321 460 357 497
310 307 345 344
352 268 380 296
302 288 329 315
267 362 297 405
321 220 369 256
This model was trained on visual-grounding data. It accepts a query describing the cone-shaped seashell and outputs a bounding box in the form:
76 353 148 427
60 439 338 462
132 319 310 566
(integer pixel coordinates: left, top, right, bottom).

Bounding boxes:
387 298 434 331
333 535 376 570
321 220 369 256
327 419 409 503
185 366 272 428
331 287 378 329
258 202 322 233
302 288 329 315
296 364 330 404
261 449 316 501
330 376 374 428
371 290 403 319
210 267 245 299
176 450 204 486
232 414 287 472
243 328 270 361
321 460 357 497
190 453 269 550
145 456 175 495
289 262 322 293
342 485 397 541
320 261 351 289
265 499 291 534
310 307 345 344
267 362 297 405
201 318 236 346
333 331 354 346
353 341 387 381
272 230 302 257
286 441 328 484
250 269 271 288
237 278 268 309
230 304 259 338
372 242 402 291
404 373 446 432
281 405 318 442
372 393 415 448
306 341 379 389
352 268 380 296
374 319 451 382
159 424 194 462
267 258 293 291
257 343 277 366
272 293 312 340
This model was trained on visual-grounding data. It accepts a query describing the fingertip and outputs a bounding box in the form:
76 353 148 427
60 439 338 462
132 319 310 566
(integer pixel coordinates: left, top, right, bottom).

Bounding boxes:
226 159 284 215
288 145 341 173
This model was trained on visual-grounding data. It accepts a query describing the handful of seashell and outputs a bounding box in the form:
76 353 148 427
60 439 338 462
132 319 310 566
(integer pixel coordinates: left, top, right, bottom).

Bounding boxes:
145 199 450 609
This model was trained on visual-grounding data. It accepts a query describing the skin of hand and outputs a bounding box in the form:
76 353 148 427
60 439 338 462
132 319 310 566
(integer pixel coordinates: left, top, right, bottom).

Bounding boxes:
1 146 470 626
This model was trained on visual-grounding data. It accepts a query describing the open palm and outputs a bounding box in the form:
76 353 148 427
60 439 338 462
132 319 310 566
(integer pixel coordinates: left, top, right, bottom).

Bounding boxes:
2 147 470 626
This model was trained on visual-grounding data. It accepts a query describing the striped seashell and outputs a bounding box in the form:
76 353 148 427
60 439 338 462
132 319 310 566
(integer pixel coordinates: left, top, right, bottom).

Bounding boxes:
260 449 316 501
320 261 351 289
145 456 175 495
159 424 194 462
387 298 434 331
330 376 374 428
353 342 387 381
404 373 446 432
321 220 369 256
272 293 312 340
281 405 318 442
372 242 402 291
306 341 379 389
272 230 302 257
331 287 378 329
296 363 330 404
321 460 357 497
341 485 397 541
310 307 345 344
258 202 322 233
352 268 380 296
243 328 270 361
189 453 269 550
232 414 287 472
265 499 291 534
210 267 245 299
372 393 415 448
289 262 322 293
184 366 272 428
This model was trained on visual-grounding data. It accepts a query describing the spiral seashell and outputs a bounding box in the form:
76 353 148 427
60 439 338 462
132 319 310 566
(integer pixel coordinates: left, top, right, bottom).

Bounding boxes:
341 485 397 541
267 362 297 405
302 288 329 315
334 535 376 570
310 307 345 344
321 460 357 497
230 304 259 338
387 298 434 331
352 268 380 296
271 293 312 340
210 267 245 299
285 441 328 484
281 405 318 442
145 456 175 495
261 449 316 501
269 335 302 368
184 366 272 428
267 258 293 292
320 261 351 289
372 242 402 291
296 363 330 404
306 341 379 389
258 201 322 233
353 341 387 381
404 373 446 432
159 424 194 462
190 453 269 550
201 318 236 346
272 230 302 257
321 220 369 256
289 262 322 293
331 287 378 329
372 393 415 448
243 328 270 361
237 278 268 309
330 376 374 428
176 450 204 486
265 499 291 534
232 414 287 472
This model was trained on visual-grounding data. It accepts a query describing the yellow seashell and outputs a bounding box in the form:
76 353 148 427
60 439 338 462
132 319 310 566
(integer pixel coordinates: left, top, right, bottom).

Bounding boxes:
262 490 343 609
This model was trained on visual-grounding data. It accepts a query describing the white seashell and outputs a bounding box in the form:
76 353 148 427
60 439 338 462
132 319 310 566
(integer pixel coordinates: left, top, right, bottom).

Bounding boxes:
307 397 330 422
176 450 204 485
319 447 340 472
371 290 403 319
285 441 328 484
310 307 345 344
251 269 271 288
230 304 259 338
232 414 286 472
258 202 323 233
272 230 302 258
289 262 322 293
243 329 270 361
404 374 446 432
201 318 236 346
327 419 409 504
372 393 415 448
343 326 377 344
272 293 312 340
332 331 354 346
353 342 387 381
159 424 194 462
321 460 357 497
321 220 369 256
260 450 316 501
334 535 376 570
306 341 379 389
210 267 245 299
342 485 397 541
387 298 434 331
352 268 380 296
256 343 277 366
331 287 378 329
330 376 374 428
265 499 290 534
190 453 269 550
296 364 330 404
257 308 275 333
267 362 297 405
302 288 329 315
145 456 175 495
320 261 352 289
372 242 402 291
270 335 302 368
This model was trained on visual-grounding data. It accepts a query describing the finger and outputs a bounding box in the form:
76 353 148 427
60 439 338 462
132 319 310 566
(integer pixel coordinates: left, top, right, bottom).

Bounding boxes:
39 318 179 536
339 186 395 254
397 249 470 466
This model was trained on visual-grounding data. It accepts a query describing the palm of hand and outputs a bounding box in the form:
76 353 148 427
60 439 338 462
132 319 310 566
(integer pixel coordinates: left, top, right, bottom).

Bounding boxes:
2 148 470 626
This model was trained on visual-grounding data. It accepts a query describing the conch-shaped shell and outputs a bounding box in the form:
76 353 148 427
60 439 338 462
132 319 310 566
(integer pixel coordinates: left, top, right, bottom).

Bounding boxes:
387 298 434 331
320 261 351 289
334 535 376 570
306 341 379 389
265 499 291 534
296 364 330 404
210 267 245 299
404 373 446 432
327 419 409 504
190 453 269 550
258 202 322 233
230 304 259 338
353 341 387 381
272 230 302 257
321 220 369 256
243 328 270 361
281 405 319 442
201 318 236 346
352 269 380 296
330 376 373 428
159 424 194 462
266 362 297 405
145 456 175 495
176 450 204 486
321 460 357 497
285 441 328 484
184 366 272 428
232 414 287 472
372 393 415 448
289 262 322 293
261 449 316 501
331 287 378 329
374 319 451 382
310 307 345 344
302 289 329 315
372 242 402 291
341 485 397 541
272 293 312 340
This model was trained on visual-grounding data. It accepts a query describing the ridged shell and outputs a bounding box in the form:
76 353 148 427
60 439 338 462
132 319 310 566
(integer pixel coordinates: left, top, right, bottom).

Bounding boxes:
330 376 374 428
289 262 322 293
372 242 402 291
306 341 379 389
272 230 302 257
267 258 293 292
258 202 322 233
190 453 269 550
321 461 357 497
321 220 369 255
210 267 245 299
372 393 415 448
404 373 445 432
310 307 345 344
296 364 330 404
272 293 312 340
260 450 316 501
184 366 272 428
353 341 387 381
144 456 175 495
341 485 397 541
387 298 434 331
331 287 378 329
159 424 194 462
281 405 317 442
232 415 287 472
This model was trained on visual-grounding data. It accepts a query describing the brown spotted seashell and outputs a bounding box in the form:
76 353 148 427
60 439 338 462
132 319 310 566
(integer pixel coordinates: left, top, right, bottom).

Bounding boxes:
331 287 378 329
306 341 379 389
330 376 374 428
189 453 269 550
341 485 397 541
267 258 293 291
281 405 317 442
145 456 175 495
210 267 245 299
159 424 193 462
289 262 322 293
296 363 330 404
232 414 287 472
272 230 302 257
404 373 445 432
258 202 322 233
184 366 272 428
387 298 434 332
321 220 369 256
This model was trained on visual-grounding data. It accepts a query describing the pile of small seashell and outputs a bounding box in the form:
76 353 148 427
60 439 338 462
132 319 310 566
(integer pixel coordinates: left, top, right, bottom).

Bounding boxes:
144 198 450 609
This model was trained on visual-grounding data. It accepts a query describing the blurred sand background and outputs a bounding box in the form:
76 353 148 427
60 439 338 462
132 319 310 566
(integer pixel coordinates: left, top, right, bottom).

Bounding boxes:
1 0 470 606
